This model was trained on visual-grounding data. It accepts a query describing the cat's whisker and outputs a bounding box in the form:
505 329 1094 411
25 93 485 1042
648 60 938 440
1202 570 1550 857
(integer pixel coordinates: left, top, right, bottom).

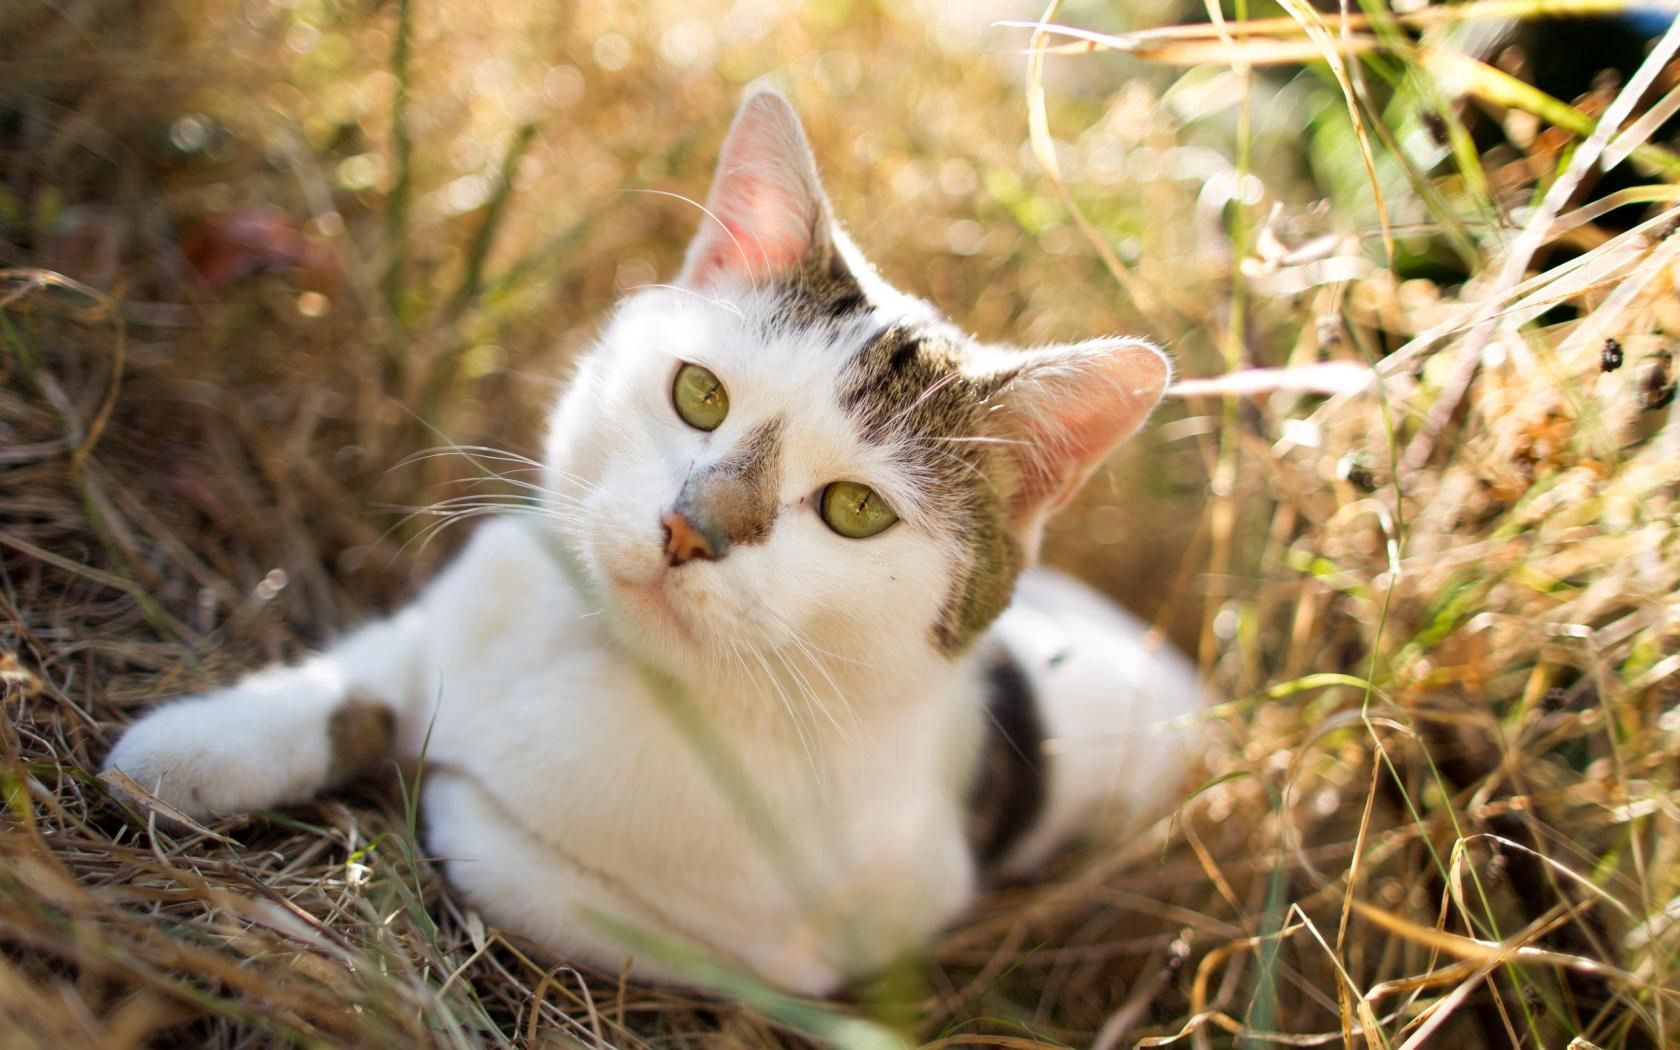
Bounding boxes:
785 628 878 693
899 441 995 493
392 444 547 472
787 633 887 672
382 424 624 511
762 612 871 741
772 637 861 746
394 489 547 507
876 372 966 435
409 490 590 514
382 441 613 521
756 605 869 689
379 492 590 566
383 445 548 493
381 449 614 521
392 505 527 562
547 473 614 502
369 498 528 560
431 462 547 481
735 638 820 781
919 433 1034 448
766 642 851 746
436 454 610 504
380 498 580 524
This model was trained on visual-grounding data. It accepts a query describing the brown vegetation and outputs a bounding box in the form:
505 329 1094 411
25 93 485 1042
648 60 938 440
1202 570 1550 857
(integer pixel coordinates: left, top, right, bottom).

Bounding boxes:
3 0 1678 1045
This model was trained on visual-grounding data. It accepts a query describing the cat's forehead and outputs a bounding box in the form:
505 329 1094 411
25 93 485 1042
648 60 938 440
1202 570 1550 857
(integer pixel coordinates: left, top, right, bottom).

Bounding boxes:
761 274 986 445
836 322 978 443
623 282 982 441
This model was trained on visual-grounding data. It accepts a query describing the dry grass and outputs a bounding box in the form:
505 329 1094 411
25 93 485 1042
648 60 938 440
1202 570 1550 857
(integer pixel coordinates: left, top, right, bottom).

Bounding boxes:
3 0 1680 1046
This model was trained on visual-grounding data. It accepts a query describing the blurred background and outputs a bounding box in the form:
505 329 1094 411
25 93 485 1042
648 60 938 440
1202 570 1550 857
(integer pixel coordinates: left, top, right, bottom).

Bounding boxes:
2 0 1243 654
4 0 1680 1046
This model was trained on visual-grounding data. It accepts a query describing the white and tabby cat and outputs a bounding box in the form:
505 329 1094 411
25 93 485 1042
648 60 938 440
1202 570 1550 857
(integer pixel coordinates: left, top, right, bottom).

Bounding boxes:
104 90 1203 995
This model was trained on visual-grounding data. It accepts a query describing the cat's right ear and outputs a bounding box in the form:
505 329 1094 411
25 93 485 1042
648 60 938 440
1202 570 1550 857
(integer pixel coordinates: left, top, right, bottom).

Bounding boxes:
973 338 1170 554
678 90 837 290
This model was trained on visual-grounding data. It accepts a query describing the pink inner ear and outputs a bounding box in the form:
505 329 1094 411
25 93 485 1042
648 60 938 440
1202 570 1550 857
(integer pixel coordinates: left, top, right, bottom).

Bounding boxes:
690 173 814 287
1015 401 1123 517
680 92 826 290
1002 343 1168 531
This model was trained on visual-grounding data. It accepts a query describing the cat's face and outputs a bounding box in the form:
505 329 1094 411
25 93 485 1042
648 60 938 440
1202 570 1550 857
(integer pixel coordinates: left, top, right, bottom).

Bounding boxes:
543 91 1167 692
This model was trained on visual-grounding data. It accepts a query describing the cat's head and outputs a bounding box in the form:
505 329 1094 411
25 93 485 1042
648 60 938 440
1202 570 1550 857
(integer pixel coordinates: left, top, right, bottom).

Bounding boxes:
544 90 1167 693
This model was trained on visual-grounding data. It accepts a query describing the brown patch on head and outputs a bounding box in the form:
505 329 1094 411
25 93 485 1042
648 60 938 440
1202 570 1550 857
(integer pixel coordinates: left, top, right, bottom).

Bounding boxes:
772 246 870 326
676 417 785 556
838 326 1025 655
933 507 1023 654
325 697 395 787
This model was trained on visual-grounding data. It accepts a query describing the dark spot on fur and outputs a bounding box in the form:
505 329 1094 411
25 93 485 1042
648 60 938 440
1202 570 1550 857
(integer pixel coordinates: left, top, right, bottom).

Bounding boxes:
326 697 395 787
888 337 919 374
966 646 1047 871
825 288 867 318
773 241 871 325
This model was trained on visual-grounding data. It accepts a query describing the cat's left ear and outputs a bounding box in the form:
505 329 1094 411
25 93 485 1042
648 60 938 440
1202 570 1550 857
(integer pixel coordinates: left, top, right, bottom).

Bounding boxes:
976 338 1170 549
679 89 839 290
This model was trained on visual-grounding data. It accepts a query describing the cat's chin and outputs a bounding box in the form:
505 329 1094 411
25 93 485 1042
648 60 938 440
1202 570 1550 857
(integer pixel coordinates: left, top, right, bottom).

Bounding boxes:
600 566 704 649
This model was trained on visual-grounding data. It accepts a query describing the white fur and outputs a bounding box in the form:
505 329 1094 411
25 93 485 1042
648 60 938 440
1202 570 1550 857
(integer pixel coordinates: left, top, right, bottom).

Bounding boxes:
103 90 1205 995
106 511 1199 993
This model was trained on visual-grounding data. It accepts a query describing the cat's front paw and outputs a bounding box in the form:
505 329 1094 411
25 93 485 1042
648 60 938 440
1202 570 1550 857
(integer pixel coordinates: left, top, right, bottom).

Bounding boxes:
103 704 254 822
103 684 338 823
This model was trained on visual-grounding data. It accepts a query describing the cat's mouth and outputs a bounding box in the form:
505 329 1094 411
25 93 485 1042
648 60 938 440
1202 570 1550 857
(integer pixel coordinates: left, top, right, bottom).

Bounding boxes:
603 567 698 642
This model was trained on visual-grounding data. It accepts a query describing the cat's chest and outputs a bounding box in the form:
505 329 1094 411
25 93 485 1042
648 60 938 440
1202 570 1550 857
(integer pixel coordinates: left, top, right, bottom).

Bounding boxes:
388 517 981 965
396 517 971 865
420 653 975 945
422 649 962 870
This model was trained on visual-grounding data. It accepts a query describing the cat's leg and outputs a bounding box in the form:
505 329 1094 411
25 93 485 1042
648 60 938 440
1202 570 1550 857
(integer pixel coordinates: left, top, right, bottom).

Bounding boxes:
102 607 425 822
421 770 849 996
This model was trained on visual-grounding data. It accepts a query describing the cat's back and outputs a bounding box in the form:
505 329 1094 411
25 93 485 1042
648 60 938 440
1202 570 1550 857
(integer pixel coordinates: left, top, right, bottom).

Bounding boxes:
1003 568 1199 693
986 568 1203 875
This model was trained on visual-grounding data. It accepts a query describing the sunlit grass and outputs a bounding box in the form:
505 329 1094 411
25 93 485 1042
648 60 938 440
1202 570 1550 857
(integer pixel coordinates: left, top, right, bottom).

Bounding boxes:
3 0 1679 1044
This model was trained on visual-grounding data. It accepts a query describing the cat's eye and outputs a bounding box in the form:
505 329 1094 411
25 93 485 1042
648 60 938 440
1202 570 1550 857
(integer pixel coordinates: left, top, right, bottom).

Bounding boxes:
672 363 729 431
820 481 898 539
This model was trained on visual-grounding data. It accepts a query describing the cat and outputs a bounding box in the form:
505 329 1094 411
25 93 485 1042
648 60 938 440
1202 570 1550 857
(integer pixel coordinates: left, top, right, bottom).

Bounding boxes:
103 89 1204 995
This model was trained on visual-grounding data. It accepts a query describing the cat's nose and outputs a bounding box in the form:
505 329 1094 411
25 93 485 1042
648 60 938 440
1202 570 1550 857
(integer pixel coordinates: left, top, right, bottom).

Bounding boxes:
660 508 717 566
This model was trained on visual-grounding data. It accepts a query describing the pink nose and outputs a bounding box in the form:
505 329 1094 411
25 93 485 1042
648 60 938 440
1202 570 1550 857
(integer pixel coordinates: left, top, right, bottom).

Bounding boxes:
660 509 716 566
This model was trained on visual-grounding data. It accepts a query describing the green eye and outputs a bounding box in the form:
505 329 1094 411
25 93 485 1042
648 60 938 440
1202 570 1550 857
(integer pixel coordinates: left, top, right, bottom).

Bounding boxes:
820 481 898 539
672 363 729 431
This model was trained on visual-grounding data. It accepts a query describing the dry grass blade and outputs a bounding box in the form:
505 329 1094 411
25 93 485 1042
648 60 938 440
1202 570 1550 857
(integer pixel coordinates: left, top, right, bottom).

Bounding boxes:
1402 20 1680 472
1271 0 1393 263
95 768 239 844
1000 1 1664 52
1350 901 1654 987
5 0 1680 1045
1025 0 1164 329
0 268 125 470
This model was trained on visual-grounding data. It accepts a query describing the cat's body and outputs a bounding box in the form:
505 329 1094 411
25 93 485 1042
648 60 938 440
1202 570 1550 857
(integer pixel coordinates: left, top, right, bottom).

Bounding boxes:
105 91 1203 994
